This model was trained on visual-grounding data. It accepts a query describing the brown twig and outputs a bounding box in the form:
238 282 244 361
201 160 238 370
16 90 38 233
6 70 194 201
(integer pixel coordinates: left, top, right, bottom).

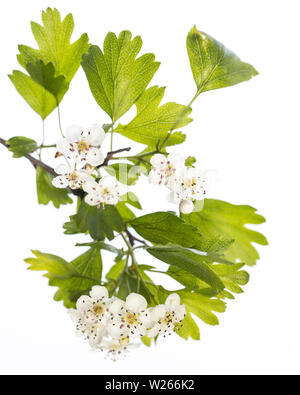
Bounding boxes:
98 147 131 167
0 137 57 175
124 225 147 247
0 138 131 199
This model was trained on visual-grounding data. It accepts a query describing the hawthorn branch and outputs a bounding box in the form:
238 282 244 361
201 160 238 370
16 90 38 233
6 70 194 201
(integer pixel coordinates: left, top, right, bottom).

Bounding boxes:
124 225 147 247
0 137 131 199
98 147 131 167
0 137 56 175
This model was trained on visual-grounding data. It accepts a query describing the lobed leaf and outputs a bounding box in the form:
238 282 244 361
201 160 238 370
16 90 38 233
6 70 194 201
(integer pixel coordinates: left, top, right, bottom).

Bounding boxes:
26 60 69 101
8 71 57 119
36 167 72 208
63 200 124 241
81 31 160 121
147 245 225 293
115 86 192 146
25 248 102 308
182 199 268 266
18 8 89 83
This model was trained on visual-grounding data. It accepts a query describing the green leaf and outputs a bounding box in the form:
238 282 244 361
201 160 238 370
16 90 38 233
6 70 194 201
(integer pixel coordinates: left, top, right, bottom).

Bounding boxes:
63 200 124 241
25 248 102 308
115 86 192 146
18 8 89 84
166 262 249 298
175 312 200 340
105 163 141 185
182 199 268 266
36 167 72 208
147 245 225 293
141 335 152 347
213 263 250 295
178 290 226 326
8 71 57 119
131 211 234 258
187 26 258 95
26 60 69 100
131 211 204 248
81 31 160 121
7 136 38 158
185 156 196 167
106 259 126 281
76 241 122 256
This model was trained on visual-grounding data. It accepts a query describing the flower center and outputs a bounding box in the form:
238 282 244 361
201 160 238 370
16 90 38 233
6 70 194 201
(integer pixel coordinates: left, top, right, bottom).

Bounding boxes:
161 311 176 325
76 139 89 153
93 303 104 316
68 172 78 182
125 313 137 325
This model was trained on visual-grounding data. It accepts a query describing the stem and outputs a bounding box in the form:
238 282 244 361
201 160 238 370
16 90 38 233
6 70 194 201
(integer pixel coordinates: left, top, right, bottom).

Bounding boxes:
121 232 133 250
115 149 166 162
0 136 85 199
39 144 56 149
97 147 131 167
39 120 45 160
110 128 114 152
111 253 130 296
57 103 64 137
160 90 202 149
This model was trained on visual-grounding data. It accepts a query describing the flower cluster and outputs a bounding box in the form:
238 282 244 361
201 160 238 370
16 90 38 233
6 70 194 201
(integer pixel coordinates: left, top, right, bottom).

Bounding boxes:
52 125 125 207
69 286 186 360
149 153 208 214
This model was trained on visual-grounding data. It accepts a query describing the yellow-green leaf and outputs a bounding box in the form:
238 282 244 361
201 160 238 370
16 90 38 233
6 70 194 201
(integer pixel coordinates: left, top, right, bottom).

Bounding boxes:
187 26 258 95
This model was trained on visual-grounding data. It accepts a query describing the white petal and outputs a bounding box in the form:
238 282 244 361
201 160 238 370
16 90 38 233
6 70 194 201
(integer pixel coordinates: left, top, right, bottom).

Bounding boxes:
82 180 100 194
99 175 117 189
109 298 126 314
175 305 186 321
77 171 94 184
86 148 105 166
151 304 166 322
88 325 106 347
56 138 70 155
66 125 83 142
147 324 161 338
85 193 100 206
55 163 71 175
52 175 69 188
179 199 194 214
125 293 147 313
150 153 166 168
168 153 185 168
76 295 92 311
106 322 126 340
148 169 163 185
86 125 106 146
165 293 181 308
140 308 156 329
68 309 81 323
90 285 109 300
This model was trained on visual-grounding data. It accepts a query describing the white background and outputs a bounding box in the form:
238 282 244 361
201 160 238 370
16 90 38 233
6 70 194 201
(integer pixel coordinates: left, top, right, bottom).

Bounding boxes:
0 0 299 375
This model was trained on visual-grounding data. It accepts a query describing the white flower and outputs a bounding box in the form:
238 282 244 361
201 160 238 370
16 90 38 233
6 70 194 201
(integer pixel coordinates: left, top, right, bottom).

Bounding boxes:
179 199 194 214
52 163 95 189
99 337 140 361
83 176 126 206
173 168 208 201
148 293 186 338
149 153 185 188
107 293 150 339
56 124 105 167
69 286 110 347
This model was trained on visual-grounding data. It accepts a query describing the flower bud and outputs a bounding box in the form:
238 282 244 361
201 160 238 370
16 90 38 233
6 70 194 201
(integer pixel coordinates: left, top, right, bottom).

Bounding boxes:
179 199 194 214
